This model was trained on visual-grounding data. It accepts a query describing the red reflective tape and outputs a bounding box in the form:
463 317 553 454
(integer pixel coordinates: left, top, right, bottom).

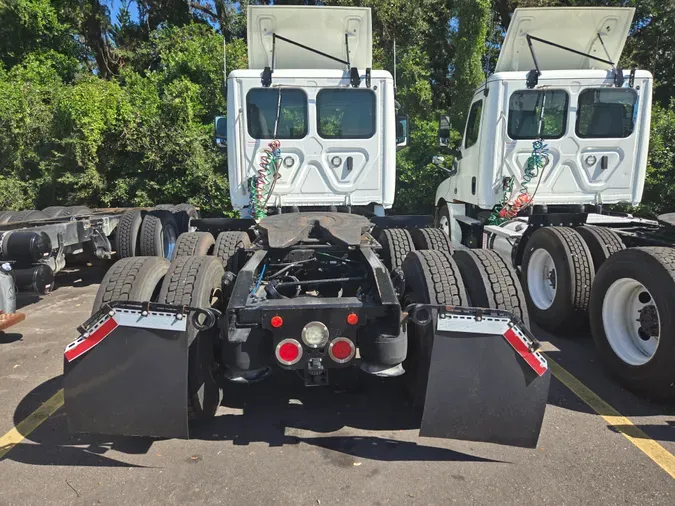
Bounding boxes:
64 317 118 362
503 327 547 377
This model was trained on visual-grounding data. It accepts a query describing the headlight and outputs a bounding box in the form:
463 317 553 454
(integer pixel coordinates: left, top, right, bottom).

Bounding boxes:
301 321 329 348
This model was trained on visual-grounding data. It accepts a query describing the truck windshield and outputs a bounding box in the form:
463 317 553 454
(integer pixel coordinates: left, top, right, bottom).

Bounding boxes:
508 90 568 140
317 89 376 139
576 88 637 138
246 88 307 139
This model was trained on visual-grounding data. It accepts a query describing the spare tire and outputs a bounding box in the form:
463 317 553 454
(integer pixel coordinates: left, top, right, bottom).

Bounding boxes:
42 206 67 218
158 256 224 422
116 210 145 258
7 210 49 223
139 210 179 259
92 256 170 314
172 232 215 259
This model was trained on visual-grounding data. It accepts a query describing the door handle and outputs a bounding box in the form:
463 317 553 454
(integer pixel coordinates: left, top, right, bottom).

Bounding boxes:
600 155 608 170
346 156 353 171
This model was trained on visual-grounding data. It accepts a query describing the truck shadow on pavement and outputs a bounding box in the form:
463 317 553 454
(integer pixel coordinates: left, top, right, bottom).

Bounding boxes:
6 373 500 467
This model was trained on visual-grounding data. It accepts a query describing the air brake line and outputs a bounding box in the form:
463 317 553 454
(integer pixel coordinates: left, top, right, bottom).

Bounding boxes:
488 93 550 225
249 90 283 221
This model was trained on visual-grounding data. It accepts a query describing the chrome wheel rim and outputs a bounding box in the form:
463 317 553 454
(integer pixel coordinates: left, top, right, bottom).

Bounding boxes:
527 249 557 310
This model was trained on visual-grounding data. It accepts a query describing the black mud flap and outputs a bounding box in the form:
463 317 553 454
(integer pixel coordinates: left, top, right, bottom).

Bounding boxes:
63 303 195 439
413 306 550 448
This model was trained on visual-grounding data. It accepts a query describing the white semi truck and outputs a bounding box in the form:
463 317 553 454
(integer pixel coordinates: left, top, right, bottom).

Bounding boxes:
62 6 551 447
434 7 674 399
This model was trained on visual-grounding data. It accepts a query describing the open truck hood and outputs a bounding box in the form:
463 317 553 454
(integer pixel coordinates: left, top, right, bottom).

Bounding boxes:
496 7 634 72
247 5 372 70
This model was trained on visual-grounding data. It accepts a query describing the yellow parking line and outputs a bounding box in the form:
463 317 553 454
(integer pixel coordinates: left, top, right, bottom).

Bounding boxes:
0 389 64 459
548 359 675 479
1 360 674 481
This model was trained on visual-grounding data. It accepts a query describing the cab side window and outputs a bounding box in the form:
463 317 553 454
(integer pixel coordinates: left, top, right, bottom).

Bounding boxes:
464 100 483 149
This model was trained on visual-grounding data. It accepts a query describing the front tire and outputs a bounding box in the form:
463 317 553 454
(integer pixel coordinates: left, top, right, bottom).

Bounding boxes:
590 247 675 399
521 227 594 333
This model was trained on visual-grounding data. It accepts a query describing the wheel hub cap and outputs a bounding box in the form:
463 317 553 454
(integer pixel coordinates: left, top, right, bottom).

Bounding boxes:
527 249 557 310
602 278 660 366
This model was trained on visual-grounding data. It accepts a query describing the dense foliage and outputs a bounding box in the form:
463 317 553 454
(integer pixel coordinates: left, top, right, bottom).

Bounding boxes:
0 0 674 216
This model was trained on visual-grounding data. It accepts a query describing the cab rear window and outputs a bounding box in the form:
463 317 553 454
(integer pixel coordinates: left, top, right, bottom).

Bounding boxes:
246 88 307 139
576 88 637 138
508 90 568 140
317 89 376 139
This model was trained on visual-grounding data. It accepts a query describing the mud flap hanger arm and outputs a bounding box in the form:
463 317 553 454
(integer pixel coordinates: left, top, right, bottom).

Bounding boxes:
525 33 623 88
77 301 221 336
262 33 364 88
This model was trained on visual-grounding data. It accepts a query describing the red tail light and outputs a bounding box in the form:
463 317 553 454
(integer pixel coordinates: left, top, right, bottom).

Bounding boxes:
329 338 355 363
346 313 359 325
276 339 302 365
271 315 284 328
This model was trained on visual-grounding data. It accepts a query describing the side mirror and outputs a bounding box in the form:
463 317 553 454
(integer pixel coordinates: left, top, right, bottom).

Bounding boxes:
438 114 450 147
214 116 227 148
396 115 408 149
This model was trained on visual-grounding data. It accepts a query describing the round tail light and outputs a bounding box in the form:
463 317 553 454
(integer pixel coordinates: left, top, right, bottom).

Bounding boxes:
276 339 302 365
329 337 355 363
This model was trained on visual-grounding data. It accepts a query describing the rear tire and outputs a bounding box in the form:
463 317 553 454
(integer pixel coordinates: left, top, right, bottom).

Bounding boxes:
116 210 145 258
7 210 48 223
521 227 594 333
42 206 67 218
590 247 675 400
454 249 529 327
139 210 179 259
410 227 452 252
576 225 625 273
379 228 415 271
213 231 251 272
402 250 468 406
158 256 225 422
91 256 170 314
172 232 215 260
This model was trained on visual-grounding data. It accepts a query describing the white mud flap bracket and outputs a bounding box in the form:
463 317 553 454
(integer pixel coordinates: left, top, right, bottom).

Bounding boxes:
63 302 217 439
410 305 550 448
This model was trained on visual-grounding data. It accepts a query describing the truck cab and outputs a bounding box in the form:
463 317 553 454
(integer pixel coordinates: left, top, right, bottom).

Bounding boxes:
435 7 653 243
215 5 407 217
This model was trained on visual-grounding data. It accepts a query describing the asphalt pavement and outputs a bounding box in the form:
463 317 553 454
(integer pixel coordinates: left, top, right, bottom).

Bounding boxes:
0 265 673 505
